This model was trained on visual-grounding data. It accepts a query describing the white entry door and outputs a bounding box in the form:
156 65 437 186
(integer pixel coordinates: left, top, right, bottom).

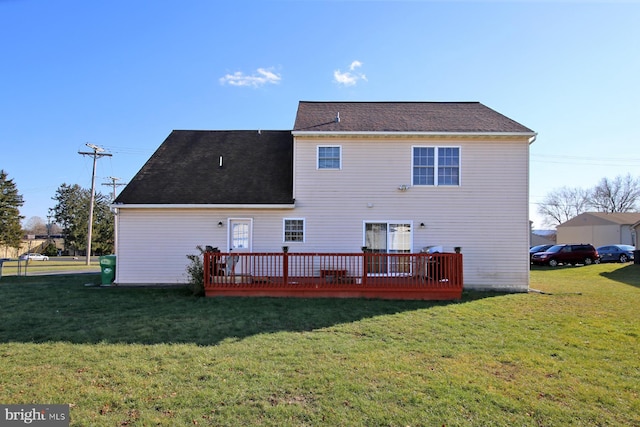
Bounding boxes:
229 219 252 253
225 219 252 276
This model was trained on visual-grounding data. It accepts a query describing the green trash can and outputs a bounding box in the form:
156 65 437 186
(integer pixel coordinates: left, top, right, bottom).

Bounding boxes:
99 255 116 285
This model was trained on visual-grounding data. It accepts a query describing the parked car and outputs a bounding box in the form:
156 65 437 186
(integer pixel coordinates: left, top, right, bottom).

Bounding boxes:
530 244 599 267
596 245 635 263
529 244 553 262
20 253 49 261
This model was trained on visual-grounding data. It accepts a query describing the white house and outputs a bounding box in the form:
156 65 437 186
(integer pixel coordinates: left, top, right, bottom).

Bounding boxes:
112 101 536 292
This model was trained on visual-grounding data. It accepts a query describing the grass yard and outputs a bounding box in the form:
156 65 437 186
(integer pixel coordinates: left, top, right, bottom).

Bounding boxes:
0 257 101 276
0 264 638 426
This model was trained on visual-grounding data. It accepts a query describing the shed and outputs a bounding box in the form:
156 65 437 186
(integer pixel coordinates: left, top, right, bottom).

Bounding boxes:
557 212 640 248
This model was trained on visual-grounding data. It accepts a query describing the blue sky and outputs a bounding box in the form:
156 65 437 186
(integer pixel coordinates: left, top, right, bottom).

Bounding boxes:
2 0 639 229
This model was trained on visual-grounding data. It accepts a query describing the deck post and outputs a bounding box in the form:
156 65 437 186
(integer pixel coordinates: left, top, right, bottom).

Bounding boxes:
282 247 289 284
361 251 367 286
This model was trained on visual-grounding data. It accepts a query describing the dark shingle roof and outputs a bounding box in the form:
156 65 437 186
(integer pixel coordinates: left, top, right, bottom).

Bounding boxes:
293 101 534 134
115 130 293 205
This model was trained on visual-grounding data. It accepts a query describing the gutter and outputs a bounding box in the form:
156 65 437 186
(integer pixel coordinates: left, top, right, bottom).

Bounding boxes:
110 203 296 210
292 130 538 138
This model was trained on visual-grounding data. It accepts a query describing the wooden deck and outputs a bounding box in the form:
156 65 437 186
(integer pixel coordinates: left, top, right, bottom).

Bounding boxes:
203 252 463 300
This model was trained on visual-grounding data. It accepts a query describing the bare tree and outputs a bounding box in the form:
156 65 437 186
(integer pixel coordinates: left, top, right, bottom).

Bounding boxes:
537 186 591 227
24 216 48 235
590 174 640 213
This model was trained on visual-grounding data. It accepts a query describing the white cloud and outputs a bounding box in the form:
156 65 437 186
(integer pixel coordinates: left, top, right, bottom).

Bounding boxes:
333 60 367 87
219 68 282 88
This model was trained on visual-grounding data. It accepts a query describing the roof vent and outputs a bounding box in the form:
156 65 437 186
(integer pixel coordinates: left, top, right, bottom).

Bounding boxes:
335 112 340 123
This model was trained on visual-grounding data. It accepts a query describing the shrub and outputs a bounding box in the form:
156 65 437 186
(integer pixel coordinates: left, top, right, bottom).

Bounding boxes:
185 246 206 296
42 243 58 257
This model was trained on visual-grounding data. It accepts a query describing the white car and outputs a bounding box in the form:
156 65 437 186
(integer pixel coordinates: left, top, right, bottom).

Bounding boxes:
21 253 49 261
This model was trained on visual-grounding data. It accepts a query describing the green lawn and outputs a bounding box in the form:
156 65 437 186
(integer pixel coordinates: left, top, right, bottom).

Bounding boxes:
0 264 638 426
0 257 101 276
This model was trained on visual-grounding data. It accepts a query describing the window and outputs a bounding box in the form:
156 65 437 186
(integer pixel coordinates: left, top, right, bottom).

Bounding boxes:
231 222 249 249
412 147 434 185
317 146 341 169
284 218 305 242
412 146 460 186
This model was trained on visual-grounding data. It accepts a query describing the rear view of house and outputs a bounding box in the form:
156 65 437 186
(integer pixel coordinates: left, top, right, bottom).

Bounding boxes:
113 101 536 293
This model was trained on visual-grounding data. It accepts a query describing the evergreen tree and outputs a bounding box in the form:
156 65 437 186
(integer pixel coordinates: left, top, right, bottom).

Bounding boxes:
51 183 89 254
51 183 114 255
92 192 114 255
0 170 24 250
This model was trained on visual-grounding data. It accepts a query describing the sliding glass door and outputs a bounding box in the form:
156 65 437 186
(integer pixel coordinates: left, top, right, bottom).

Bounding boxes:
364 222 412 274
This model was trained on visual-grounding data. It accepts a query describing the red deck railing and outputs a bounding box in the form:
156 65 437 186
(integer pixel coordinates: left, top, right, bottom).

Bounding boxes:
203 251 463 300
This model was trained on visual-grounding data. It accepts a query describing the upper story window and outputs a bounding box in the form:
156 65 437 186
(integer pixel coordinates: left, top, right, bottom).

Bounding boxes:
412 146 460 186
284 218 305 242
317 146 341 170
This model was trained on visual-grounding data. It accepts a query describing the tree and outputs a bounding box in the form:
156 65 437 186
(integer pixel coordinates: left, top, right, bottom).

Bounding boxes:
0 170 24 251
50 183 114 255
24 216 48 235
590 174 640 213
537 186 591 227
51 184 89 254
91 192 114 255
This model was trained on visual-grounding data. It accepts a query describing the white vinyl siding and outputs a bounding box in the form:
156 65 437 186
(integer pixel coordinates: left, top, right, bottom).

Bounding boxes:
115 209 216 285
115 209 298 285
293 135 530 291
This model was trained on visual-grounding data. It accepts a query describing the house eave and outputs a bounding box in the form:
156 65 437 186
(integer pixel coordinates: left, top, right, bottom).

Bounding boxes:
292 130 537 139
111 203 296 210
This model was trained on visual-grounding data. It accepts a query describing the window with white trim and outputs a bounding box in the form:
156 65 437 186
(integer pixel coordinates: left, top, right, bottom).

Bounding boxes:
317 146 341 169
284 218 305 242
412 146 460 186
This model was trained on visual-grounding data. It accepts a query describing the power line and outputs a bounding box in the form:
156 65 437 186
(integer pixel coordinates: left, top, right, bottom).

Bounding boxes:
531 154 640 167
532 153 640 162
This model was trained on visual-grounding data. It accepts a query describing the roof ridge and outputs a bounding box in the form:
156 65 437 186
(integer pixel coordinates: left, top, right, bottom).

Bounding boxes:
298 100 481 104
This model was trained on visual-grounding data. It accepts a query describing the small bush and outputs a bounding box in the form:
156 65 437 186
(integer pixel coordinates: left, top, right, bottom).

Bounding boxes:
185 246 206 296
42 243 58 257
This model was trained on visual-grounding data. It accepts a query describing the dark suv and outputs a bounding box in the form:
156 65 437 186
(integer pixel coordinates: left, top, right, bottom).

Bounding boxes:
531 244 599 267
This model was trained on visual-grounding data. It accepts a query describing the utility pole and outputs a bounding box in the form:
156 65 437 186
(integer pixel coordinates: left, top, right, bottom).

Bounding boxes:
101 176 126 201
46 213 52 242
78 143 112 265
